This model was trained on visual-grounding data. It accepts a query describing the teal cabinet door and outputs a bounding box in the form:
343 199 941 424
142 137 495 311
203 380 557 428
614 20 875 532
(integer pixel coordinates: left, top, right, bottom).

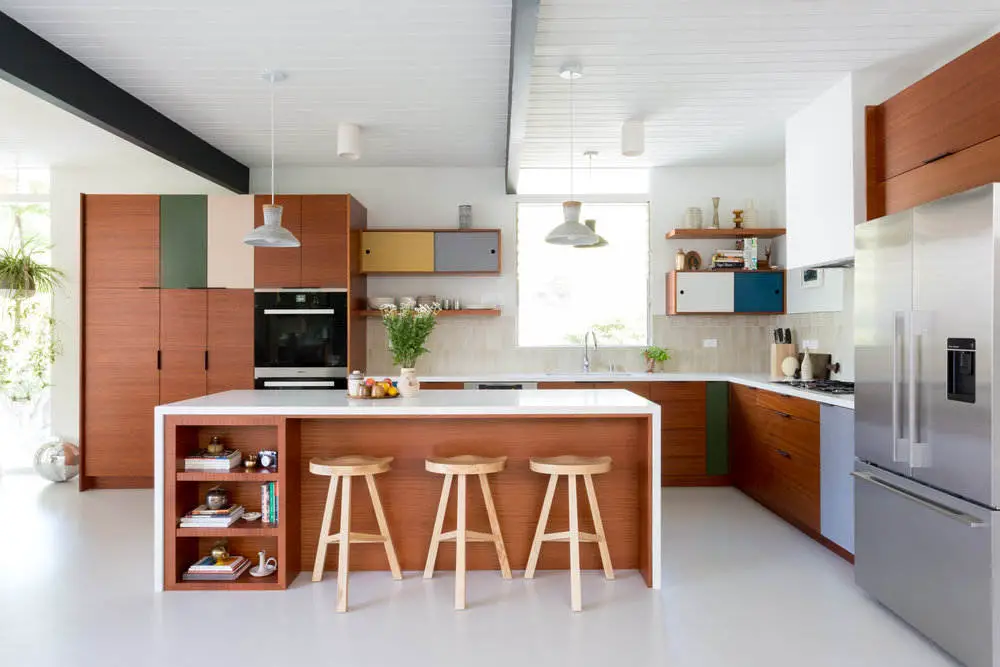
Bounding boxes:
734 271 784 313
160 195 207 288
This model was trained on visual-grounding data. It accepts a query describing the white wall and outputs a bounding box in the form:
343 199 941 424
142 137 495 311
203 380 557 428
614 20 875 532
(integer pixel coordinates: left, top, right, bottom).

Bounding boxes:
50 160 228 444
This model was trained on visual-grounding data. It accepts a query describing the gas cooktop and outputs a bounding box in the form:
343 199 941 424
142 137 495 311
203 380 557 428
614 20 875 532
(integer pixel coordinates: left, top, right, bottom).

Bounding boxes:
773 379 855 395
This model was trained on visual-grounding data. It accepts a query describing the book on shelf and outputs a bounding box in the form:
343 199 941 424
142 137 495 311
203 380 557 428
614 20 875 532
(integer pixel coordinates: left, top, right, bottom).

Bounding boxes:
179 505 245 528
183 449 242 472
183 556 251 581
188 503 241 517
261 481 278 525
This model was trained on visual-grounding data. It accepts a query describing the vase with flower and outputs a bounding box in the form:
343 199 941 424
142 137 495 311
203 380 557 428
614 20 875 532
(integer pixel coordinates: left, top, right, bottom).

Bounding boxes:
380 303 440 397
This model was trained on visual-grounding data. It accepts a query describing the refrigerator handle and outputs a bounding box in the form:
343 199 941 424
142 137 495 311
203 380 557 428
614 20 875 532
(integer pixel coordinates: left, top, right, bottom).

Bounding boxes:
910 311 931 468
851 472 983 527
891 311 909 463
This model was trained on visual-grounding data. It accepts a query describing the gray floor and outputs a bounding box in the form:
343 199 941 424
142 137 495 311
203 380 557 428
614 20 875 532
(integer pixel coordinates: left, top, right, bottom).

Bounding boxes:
0 474 957 666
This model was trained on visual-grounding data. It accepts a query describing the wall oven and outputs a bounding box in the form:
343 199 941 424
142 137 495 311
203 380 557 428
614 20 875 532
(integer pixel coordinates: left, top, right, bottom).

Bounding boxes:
254 289 348 390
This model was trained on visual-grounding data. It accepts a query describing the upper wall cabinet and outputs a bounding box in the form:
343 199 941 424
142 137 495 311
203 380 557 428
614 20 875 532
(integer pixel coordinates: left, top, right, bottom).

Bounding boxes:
879 35 1000 181
160 195 208 289
361 229 501 274
434 231 500 273
667 271 785 315
207 195 254 288
254 195 303 288
301 195 349 288
83 195 160 289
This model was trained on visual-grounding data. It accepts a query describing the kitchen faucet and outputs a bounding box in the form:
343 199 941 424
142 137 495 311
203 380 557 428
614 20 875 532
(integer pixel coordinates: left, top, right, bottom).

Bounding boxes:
583 330 598 373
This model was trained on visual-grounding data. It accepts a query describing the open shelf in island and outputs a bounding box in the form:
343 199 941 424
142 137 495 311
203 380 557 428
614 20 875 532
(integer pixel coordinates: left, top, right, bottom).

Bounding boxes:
165 415 300 591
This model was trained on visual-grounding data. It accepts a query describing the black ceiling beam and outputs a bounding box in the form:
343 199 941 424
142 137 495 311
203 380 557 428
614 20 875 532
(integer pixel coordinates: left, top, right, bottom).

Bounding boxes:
0 12 249 193
505 0 539 195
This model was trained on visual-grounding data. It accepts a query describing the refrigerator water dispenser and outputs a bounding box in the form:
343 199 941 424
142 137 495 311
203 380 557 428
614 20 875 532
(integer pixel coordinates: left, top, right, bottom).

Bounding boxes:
947 338 976 403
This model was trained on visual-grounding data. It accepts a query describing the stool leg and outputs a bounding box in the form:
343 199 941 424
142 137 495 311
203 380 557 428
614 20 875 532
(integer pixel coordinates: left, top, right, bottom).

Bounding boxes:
583 473 614 581
336 476 352 613
424 473 453 579
568 473 582 612
455 474 467 610
479 473 511 580
312 475 339 582
366 473 402 580
525 474 559 579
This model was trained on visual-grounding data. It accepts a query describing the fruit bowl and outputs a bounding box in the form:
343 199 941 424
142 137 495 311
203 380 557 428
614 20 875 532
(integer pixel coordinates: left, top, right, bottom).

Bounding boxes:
348 377 400 400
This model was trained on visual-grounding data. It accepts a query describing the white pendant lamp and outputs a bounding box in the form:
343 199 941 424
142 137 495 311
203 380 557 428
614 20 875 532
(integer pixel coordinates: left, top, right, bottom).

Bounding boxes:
546 64 598 247
244 70 300 248
337 122 361 160
622 119 645 157
577 220 608 248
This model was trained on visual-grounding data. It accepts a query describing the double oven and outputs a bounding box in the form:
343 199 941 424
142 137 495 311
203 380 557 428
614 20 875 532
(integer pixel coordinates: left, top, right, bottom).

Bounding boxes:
254 290 348 390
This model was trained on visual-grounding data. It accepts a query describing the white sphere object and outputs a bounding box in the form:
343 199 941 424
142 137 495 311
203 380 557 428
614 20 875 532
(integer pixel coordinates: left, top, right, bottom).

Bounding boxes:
781 356 800 379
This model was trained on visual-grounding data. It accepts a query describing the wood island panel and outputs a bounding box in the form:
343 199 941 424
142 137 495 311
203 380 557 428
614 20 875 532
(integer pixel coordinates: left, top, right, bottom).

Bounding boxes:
295 416 650 581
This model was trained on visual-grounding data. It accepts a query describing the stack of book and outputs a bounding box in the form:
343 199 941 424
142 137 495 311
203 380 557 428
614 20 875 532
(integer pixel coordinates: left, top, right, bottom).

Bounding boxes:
182 555 251 581
179 504 245 528
261 481 278 525
183 449 242 472
711 249 745 270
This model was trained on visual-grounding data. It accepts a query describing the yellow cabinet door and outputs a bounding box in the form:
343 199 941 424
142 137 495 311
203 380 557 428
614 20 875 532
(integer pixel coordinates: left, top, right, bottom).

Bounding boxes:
361 231 435 273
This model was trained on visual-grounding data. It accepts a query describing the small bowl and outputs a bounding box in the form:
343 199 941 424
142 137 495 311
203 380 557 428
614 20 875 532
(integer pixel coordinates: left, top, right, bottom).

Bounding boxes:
399 296 417 308
242 512 262 522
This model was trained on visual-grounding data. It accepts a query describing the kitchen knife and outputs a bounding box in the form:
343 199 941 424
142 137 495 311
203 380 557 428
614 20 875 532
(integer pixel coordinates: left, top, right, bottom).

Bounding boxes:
784 328 792 344
773 329 780 343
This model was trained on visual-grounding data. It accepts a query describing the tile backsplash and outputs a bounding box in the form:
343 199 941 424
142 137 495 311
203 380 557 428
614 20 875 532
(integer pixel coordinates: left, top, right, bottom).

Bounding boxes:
366 309 854 379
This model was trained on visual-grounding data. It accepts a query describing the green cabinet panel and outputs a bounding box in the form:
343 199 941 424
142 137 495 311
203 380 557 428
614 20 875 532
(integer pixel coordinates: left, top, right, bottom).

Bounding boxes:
705 381 729 475
160 195 207 288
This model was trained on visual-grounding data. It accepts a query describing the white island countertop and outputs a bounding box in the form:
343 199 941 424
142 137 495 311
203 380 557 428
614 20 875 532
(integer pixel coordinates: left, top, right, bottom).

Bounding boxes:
155 388 660 417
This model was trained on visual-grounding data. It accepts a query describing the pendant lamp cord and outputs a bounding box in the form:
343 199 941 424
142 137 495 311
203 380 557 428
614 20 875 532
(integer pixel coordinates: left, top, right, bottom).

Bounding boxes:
270 75 275 206
569 72 574 199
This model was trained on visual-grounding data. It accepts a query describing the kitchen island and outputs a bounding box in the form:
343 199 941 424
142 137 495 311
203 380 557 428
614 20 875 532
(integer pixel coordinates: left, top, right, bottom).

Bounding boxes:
153 389 661 591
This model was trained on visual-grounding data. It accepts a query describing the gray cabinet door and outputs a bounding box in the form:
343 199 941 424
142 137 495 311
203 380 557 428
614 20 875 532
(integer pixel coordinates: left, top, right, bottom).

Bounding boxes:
434 231 500 273
821 404 855 553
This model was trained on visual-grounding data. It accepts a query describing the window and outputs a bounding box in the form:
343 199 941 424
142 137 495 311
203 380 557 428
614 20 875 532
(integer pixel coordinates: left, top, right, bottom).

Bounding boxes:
517 202 649 347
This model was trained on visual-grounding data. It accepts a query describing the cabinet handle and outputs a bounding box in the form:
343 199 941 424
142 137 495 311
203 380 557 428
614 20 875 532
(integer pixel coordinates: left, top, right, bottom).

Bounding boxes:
157 350 161 370
775 411 791 419
679 290 685 295
364 249 371 255
490 248 496 254
204 350 209 371
776 448 791 459
923 151 954 165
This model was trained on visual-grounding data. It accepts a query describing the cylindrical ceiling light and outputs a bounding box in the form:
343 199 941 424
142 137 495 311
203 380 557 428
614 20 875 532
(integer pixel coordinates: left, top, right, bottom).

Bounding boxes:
622 119 645 157
337 122 361 160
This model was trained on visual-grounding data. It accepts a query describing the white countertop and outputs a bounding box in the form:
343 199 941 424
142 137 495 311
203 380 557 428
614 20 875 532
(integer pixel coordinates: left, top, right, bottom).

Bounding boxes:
155 388 660 416
416 372 855 410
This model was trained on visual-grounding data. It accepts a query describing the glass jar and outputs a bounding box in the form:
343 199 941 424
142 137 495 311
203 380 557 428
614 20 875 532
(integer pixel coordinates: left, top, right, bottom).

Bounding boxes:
347 370 365 398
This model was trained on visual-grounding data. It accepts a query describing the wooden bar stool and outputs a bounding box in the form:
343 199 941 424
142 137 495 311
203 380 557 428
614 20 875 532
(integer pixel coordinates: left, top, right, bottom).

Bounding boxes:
309 455 401 613
524 455 614 612
424 455 512 610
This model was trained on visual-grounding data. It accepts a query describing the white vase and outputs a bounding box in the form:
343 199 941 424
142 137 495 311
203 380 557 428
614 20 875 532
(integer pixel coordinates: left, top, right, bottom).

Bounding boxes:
397 368 420 397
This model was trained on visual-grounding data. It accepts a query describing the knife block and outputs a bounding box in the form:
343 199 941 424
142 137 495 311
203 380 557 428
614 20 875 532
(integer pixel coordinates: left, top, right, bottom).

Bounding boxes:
770 344 797 380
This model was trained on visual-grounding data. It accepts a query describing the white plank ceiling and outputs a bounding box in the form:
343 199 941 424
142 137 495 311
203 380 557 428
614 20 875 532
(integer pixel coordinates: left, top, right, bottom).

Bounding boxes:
522 0 1000 168
0 0 512 168
3 0 1000 170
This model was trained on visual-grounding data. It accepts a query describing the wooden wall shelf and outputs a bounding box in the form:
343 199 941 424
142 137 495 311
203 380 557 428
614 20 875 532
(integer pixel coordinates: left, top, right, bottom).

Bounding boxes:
665 228 786 240
175 525 280 537
357 308 501 318
175 470 278 482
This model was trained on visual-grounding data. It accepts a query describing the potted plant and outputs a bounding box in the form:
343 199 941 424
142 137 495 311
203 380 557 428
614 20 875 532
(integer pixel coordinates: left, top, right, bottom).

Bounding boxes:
642 346 671 373
0 239 65 298
380 303 440 397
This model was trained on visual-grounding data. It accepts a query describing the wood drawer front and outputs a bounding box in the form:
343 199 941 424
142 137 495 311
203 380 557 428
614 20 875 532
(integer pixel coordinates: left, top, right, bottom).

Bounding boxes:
538 381 593 389
756 389 819 423
662 428 705 458
662 455 707 478
769 455 821 533
421 382 466 390
651 382 706 430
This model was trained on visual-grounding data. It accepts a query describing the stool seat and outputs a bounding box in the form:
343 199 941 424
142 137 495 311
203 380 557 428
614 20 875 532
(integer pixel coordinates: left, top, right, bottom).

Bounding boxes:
310 455 393 476
425 455 507 475
529 455 612 476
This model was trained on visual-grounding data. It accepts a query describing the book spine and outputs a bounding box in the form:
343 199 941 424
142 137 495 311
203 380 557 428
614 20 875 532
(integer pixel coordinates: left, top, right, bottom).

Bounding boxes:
261 483 270 525
274 482 279 525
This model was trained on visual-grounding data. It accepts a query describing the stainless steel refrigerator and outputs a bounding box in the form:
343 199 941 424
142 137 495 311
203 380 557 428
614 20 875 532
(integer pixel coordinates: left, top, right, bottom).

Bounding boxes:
854 183 1000 667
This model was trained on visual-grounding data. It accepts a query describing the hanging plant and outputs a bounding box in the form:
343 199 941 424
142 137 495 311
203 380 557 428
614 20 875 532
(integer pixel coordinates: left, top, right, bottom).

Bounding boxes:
0 238 65 298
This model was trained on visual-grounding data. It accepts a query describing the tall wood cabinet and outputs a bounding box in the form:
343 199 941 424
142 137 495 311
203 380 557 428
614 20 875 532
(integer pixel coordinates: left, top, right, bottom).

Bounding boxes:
81 194 366 490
